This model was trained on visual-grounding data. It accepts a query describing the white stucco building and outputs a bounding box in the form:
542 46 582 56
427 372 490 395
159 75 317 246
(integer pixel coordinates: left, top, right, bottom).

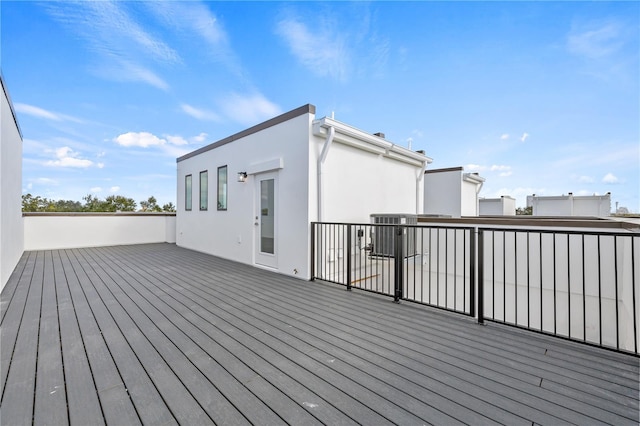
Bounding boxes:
423 167 485 217
479 196 516 216
1 75 24 291
527 193 611 217
176 104 432 280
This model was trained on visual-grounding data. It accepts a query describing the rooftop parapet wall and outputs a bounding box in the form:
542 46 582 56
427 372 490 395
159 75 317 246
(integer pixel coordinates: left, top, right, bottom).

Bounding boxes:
23 212 176 250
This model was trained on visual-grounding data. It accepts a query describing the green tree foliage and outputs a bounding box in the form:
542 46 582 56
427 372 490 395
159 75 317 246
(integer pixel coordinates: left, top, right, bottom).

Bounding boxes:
102 195 137 212
22 194 83 212
516 206 533 215
161 202 176 212
23 193 156 212
139 196 161 212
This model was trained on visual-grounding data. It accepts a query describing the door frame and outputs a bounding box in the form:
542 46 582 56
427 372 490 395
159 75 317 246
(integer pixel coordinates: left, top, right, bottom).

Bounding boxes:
254 171 278 269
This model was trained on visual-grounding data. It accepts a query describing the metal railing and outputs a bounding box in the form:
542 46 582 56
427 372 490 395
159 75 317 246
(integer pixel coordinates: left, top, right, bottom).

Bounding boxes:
478 228 638 355
311 222 639 355
311 223 476 316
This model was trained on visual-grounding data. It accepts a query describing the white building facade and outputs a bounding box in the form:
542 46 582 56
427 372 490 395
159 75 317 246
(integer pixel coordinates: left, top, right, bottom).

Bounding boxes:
176 104 431 280
423 167 485 217
1 75 24 292
479 196 517 216
527 193 611 217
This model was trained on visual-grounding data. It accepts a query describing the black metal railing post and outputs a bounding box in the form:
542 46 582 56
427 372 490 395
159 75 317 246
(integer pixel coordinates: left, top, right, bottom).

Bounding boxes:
470 228 477 318
394 225 404 302
346 224 352 290
477 229 485 324
310 222 316 281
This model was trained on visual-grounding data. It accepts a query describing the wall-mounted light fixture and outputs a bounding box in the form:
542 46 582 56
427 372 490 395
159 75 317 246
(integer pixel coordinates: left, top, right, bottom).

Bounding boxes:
237 172 248 183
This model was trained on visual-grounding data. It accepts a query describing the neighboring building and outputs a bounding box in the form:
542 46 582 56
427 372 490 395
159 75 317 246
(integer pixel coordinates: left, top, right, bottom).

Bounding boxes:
479 196 516 216
1 75 24 292
176 104 432 280
423 167 485 217
527 193 611 217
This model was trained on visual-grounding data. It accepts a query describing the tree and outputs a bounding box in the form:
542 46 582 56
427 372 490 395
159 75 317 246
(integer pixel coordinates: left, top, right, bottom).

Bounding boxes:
53 199 84 212
139 196 162 212
82 194 104 212
162 202 176 212
102 195 137 212
516 206 533 215
22 194 51 212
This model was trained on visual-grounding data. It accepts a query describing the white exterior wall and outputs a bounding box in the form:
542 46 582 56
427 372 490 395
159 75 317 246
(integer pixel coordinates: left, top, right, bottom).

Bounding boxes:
176 113 312 279
573 196 611 216
461 179 479 216
1 77 24 292
424 169 462 217
319 140 423 223
528 194 611 217
479 197 517 216
24 214 176 250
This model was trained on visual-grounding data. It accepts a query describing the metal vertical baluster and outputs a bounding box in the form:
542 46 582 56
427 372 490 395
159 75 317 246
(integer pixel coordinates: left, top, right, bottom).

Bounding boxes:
477 229 484 324
614 235 619 350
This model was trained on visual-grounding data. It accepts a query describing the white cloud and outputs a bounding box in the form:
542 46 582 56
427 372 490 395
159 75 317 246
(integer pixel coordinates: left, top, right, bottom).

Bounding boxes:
577 175 595 183
113 131 196 158
220 93 282 126
114 132 165 148
276 16 349 81
90 187 103 193
165 135 189 146
109 186 120 193
500 134 509 140
499 171 512 177
466 164 512 173
15 103 83 123
602 173 619 184
45 1 177 90
34 178 58 185
520 133 530 143
94 60 169 91
180 104 220 121
275 6 390 82
47 1 179 63
45 147 95 168
568 21 625 59
191 133 208 143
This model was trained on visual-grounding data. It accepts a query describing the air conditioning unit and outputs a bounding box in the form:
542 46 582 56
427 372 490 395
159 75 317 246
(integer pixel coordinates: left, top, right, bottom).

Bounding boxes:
369 214 418 258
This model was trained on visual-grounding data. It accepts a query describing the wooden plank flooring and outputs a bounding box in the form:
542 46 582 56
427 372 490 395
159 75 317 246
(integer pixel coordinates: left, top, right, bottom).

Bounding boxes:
1 243 638 425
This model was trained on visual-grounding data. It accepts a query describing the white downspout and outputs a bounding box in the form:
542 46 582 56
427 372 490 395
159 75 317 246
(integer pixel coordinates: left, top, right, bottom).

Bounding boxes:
416 160 427 214
317 125 335 222
475 180 484 216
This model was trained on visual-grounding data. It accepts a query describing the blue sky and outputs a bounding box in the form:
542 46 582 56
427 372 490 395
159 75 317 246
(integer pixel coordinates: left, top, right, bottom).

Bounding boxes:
2 1 639 211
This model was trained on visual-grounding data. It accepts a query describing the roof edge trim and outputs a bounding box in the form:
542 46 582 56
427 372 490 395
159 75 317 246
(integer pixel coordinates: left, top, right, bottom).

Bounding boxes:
1 73 24 140
177 104 316 162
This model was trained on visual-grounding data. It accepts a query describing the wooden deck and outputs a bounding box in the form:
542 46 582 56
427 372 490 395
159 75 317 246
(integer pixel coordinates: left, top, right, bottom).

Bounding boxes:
1 243 638 425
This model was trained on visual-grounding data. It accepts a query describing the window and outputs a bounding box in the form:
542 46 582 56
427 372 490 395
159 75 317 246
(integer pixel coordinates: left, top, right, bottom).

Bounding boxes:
217 165 228 210
199 171 208 210
185 174 192 211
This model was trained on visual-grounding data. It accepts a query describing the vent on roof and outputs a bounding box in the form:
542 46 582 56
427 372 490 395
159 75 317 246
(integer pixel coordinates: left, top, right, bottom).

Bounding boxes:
373 132 385 138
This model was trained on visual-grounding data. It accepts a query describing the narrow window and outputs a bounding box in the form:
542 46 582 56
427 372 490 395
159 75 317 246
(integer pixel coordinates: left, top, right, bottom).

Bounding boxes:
185 174 192 211
199 171 208 210
217 165 228 210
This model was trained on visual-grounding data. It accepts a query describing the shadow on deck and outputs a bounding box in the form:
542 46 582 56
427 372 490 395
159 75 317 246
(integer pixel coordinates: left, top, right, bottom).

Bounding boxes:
1 243 638 425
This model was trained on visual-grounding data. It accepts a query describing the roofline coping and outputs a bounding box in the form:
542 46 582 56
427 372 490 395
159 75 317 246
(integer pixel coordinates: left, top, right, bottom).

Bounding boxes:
1 73 24 140
313 116 432 165
424 166 464 174
177 104 316 162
